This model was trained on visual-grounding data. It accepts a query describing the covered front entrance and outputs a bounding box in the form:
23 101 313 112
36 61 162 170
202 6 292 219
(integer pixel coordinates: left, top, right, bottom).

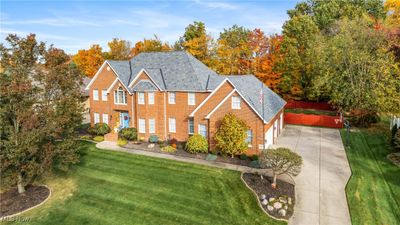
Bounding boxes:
119 111 130 129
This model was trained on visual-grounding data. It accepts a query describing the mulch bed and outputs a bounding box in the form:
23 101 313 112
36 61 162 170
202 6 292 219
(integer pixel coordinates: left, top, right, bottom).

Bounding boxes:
124 142 253 167
0 185 50 218
242 173 295 220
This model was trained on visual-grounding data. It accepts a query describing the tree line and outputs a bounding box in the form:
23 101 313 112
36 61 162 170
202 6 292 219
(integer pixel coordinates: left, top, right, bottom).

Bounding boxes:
73 0 400 123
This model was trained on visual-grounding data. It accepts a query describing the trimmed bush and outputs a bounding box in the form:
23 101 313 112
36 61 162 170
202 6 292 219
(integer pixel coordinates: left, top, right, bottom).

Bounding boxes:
169 138 178 146
161 146 176 153
186 134 208 153
251 154 259 161
117 139 128 147
91 123 110 136
119 128 137 141
215 113 249 157
159 141 166 148
93 136 104 142
239 154 248 160
149 135 159 143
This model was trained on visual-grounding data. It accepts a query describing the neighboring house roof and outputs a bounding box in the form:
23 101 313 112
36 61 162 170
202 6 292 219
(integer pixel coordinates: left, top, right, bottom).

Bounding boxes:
132 80 158 91
81 76 91 96
227 75 286 123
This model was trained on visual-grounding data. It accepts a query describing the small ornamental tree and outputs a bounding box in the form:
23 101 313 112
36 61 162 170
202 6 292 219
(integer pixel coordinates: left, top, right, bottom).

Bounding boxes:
186 134 208 153
214 113 248 157
260 148 303 189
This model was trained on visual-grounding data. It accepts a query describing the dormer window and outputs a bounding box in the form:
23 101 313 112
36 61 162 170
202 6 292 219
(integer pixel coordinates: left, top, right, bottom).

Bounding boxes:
231 96 241 109
114 87 127 104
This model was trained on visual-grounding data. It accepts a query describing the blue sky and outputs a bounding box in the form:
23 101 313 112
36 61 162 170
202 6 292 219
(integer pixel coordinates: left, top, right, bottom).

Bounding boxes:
1 0 299 54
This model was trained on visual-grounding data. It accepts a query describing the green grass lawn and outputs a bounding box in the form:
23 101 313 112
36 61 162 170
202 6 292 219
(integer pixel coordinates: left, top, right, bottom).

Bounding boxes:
5 141 284 225
341 126 400 225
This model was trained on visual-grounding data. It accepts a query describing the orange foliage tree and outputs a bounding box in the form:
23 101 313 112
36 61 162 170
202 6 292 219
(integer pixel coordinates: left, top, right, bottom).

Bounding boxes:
72 44 104 78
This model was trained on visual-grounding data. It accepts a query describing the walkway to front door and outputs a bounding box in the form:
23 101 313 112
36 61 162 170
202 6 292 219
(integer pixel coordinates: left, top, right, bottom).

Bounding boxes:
273 125 352 225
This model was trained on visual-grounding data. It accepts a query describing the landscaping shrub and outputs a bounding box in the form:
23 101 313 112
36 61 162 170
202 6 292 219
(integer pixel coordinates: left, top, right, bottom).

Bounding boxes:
251 154 259 161
93 136 104 142
215 113 248 157
79 135 91 140
117 139 128 147
161 146 176 153
158 141 166 148
169 138 178 146
171 143 177 149
149 135 159 143
240 154 248 160
186 134 208 153
392 125 398 144
92 123 111 136
119 128 137 141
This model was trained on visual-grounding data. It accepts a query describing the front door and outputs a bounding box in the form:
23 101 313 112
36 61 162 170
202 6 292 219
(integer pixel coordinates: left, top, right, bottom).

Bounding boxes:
120 112 130 129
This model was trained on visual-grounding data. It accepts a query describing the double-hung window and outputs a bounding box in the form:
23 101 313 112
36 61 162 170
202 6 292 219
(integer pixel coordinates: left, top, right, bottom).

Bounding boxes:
231 96 241 109
102 114 109 124
101 89 107 101
138 92 145 104
188 93 195 105
93 89 99 101
246 130 253 146
139 119 146 133
148 92 154 105
149 119 155 134
168 92 176 104
198 124 207 138
94 113 100 124
169 118 176 133
188 118 194 134
114 87 127 104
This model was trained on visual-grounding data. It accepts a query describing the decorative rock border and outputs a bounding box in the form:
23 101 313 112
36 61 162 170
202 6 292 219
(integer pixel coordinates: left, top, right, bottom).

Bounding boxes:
240 173 289 222
0 185 51 220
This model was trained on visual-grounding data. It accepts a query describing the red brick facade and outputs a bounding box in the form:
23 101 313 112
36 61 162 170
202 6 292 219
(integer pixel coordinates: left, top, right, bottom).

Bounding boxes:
88 62 284 155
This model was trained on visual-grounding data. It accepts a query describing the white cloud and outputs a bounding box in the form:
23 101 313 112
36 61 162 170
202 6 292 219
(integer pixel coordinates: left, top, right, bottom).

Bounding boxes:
0 28 78 41
193 0 239 10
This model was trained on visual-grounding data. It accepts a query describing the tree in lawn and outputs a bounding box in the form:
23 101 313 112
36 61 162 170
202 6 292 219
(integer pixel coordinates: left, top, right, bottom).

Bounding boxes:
214 113 248 158
0 34 82 194
259 148 303 189
311 18 400 125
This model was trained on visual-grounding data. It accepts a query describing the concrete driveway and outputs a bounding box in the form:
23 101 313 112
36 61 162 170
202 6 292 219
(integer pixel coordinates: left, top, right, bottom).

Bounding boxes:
273 125 352 225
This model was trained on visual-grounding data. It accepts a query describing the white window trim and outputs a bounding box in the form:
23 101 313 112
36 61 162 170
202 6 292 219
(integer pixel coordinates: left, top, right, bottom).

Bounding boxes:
138 92 145 105
246 129 253 147
231 96 241 109
102 114 109 124
149 119 155 134
94 113 100 124
114 87 127 105
93 89 99 101
188 93 195 106
101 89 107 101
168 92 176 104
139 119 146 134
148 92 155 105
188 119 194 134
168 118 176 133
198 124 207 138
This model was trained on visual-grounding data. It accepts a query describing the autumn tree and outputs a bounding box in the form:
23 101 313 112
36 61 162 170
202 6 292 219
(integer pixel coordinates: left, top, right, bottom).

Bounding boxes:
105 38 132 60
72 44 104 78
216 25 251 75
0 34 82 194
311 18 400 125
385 0 400 27
131 36 171 56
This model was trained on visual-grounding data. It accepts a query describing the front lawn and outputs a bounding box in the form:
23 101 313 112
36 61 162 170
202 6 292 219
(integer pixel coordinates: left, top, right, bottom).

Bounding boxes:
4 141 284 225
341 125 400 225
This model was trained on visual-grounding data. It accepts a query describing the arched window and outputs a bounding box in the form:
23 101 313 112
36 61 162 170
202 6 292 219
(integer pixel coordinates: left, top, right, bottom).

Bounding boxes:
114 87 127 104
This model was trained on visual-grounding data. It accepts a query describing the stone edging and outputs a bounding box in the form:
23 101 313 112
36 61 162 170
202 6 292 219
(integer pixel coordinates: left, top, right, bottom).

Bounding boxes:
0 185 52 220
240 173 289 223
387 152 400 167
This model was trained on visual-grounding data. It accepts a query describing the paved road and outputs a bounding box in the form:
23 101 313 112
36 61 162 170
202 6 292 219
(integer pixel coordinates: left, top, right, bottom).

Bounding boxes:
273 125 352 225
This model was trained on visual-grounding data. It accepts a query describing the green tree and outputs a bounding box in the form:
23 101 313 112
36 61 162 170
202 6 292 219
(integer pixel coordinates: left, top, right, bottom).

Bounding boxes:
259 148 303 188
214 113 248 157
0 34 82 194
312 18 400 125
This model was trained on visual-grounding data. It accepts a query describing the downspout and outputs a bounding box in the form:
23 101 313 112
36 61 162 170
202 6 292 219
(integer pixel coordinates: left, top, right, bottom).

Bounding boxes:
163 91 167 141
131 94 134 127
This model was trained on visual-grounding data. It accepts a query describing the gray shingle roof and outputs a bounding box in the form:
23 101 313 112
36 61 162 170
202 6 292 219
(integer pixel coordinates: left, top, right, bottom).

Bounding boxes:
105 51 286 122
227 75 286 123
107 51 220 92
132 80 158 91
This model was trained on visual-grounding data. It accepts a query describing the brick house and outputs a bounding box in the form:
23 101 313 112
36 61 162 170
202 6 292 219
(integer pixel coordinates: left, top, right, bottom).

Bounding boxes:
86 51 286 155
